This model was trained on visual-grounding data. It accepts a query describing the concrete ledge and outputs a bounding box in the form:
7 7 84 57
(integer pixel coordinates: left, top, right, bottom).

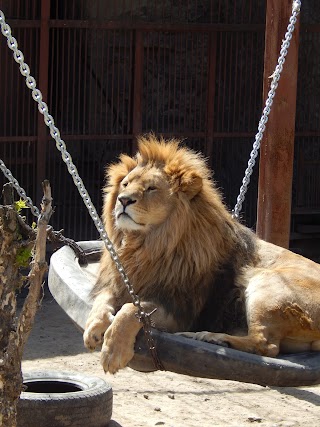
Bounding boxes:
48 241 103 331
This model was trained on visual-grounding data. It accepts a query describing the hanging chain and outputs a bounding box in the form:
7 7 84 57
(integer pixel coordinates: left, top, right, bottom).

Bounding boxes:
233 0 301 219
0 9 163 369
0 158 40 217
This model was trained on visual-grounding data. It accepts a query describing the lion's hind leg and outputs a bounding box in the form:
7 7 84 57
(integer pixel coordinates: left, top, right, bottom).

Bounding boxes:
179 327 281 357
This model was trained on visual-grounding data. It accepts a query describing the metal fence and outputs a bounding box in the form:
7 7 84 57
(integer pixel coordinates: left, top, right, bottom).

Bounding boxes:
0 0 319 243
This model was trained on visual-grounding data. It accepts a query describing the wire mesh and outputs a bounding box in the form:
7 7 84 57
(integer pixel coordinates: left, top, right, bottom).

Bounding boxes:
1 0 319 242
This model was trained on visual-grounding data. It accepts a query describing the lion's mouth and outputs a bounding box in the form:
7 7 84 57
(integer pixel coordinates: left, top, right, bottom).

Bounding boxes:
117 211 145 227
118 212 130 219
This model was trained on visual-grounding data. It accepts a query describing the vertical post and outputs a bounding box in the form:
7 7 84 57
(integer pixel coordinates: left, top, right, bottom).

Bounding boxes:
206 33 217 163
256 0 300 248
36 0 50 203
132 30 143 154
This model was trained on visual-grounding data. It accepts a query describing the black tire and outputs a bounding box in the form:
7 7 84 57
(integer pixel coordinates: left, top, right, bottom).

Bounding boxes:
17 370 113 427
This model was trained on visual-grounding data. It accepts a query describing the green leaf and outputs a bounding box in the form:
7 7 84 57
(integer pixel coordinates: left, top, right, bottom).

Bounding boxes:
15 247 32 268
14 199 29 214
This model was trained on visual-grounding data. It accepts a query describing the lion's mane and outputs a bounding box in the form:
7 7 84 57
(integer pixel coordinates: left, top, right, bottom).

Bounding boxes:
95 135 256 331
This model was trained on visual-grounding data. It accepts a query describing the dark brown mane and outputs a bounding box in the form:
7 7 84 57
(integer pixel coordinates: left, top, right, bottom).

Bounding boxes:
193 224 257 333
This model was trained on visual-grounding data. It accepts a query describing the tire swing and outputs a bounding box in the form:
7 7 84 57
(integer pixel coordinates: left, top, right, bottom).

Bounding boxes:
3 0 320 390
17 371 112 427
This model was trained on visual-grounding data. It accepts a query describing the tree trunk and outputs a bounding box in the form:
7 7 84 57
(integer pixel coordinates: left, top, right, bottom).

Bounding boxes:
0 202 24 426
0 181 52 427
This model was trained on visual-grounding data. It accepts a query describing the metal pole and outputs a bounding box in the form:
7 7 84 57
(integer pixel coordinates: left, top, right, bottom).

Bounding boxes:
36 0 50 204
205 33 217 163
132 30 143 154
256 0 300 248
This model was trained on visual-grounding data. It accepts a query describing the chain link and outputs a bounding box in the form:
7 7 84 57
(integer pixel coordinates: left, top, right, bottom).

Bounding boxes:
0 9 161 361
233 0 301 219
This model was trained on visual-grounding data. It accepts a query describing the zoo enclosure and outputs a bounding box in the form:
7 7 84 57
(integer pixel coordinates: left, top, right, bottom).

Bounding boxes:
0 0 319 253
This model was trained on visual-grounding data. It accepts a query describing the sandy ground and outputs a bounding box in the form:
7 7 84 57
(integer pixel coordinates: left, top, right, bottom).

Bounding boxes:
21 289 320 427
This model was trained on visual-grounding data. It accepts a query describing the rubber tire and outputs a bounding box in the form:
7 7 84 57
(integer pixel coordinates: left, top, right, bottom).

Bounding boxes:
17 370 113 427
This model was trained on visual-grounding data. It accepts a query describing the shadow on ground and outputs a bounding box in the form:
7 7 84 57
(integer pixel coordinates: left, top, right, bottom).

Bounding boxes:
21 287 90 360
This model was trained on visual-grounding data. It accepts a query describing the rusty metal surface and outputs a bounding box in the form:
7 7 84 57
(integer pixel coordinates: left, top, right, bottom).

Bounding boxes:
0 1 319 243
256 0 300 248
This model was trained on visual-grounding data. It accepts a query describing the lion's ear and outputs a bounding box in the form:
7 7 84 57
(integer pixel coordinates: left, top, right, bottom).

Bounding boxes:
179 170 203 199
106 154 137 188
165 163 203 199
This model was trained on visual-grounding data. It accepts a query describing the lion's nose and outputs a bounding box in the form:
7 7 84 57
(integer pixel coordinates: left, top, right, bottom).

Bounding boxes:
118 195 136 207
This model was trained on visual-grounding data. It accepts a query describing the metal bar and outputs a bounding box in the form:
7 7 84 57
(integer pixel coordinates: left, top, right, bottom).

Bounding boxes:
172 33 177 134
45 20 264 32
78 27 84 135
116 30 121 133
104 29 110 134
132 30 143 152
162 33 166 132
227 32 233 132
216 32 222 133
232 32 239 131
198 34 205 134
256 0 300 248
71 28 76 133
0 136 37 142
0 18 307 32
205 32 217 160
66 28 71 133
82 28 88 134
168 33 172 132
36 0 50 204
5 20 40 28
110 30 115 134
221 33 228 131
3 130 290 142
157 32 161 132
6 19 314 32
177 33 182 132
183 34 188 132
127 30 133 134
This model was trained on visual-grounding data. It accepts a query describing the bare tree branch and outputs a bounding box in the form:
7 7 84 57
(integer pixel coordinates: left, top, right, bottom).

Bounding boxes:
17 180 53 357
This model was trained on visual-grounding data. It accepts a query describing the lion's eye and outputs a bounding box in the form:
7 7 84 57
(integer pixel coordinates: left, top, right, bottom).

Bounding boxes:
146 186 156 192
122 181 128 188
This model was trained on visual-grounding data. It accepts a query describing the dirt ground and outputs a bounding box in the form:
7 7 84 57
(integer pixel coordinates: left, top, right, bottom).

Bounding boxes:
21 288 320 427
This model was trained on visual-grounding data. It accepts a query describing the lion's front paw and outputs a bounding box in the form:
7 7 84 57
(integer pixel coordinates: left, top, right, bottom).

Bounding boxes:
100 325 135 374
176 331 230 348
83 319 109 351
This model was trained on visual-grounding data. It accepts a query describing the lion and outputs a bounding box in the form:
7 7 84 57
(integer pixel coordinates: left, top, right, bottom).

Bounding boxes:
83 134 320 374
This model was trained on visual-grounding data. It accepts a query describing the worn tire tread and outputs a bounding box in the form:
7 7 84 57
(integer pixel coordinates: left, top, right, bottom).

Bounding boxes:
17 370 113 427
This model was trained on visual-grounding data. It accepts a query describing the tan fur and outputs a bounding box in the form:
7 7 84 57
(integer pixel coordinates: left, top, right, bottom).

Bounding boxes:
83 135 320 374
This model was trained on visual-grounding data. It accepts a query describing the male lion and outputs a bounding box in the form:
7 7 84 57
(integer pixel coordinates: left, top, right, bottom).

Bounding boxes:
84 134 320 374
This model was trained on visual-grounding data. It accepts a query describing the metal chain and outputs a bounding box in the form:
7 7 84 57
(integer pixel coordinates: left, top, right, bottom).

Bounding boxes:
233 0 301 219
0 9 164 367
0 159 40 217
0 9 136 309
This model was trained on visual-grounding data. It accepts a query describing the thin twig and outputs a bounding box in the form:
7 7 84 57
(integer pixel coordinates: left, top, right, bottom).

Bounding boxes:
17 180 52 357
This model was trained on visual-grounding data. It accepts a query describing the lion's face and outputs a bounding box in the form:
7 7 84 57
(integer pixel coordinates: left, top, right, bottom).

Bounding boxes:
114 165 174 232
105 136 214 237
99 135 235 318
